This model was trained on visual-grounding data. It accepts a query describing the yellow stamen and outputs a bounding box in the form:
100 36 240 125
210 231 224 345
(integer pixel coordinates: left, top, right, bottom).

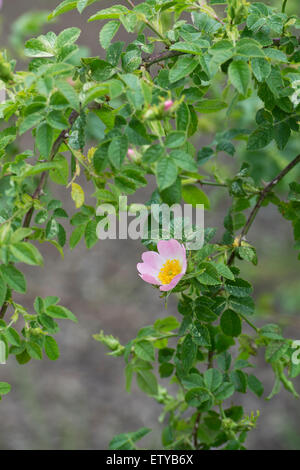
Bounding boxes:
158 258 181 285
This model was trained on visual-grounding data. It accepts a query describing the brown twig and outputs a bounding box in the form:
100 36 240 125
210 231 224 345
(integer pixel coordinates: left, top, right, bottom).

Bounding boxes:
22 110 80 228
0 302 8 319
227 153 300 266
144 50 183 68
143 36 300 70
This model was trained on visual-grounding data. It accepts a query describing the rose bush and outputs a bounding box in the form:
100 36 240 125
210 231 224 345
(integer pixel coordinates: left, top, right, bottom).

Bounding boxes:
0 0 300 450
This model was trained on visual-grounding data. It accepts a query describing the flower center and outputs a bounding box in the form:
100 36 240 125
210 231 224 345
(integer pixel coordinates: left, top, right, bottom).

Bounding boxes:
158 258 181 285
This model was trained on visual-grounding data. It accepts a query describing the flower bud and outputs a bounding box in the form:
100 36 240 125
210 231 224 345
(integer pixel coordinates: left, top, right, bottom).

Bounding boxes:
163 99 174 112
127 148 135 159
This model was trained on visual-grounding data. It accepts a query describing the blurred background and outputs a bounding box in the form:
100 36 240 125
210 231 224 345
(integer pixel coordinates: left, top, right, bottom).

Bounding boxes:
0 0 300 450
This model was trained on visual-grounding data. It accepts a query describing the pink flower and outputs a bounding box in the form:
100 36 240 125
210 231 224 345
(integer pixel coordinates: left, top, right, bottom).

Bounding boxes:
163 100 174 112
137 239 187 292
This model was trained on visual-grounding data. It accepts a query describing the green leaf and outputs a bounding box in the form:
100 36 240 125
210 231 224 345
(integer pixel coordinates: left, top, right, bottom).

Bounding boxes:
99 21 120 50
229 295 255 316
213 263 234 280
154 316 179 332
135 340 155 362
24 38 54 58
195 99 227 113
265 341 288 363
220 309 242 337
204 368 223 391
10 242 43 266
182 185 210 209
108 135 128 169
26 341 43 360
248 374 264 397
136 370 158 396
0 265 26 293
85 220 98 249
247 123 273 150
251 58 271 82
214 382 235 400
56 27 81 49
70 224 85 250
49 154 69 186
176 102 190 132
170 42 207 55
49 0 78 19
88 5 128 21
0 382 11 396
190 323 211 347
197 263 220 285
165 131 186 149
230 369 247 393
47 111 69 130
181 334 197 372
260 324 283 340
109 427 151 450
169 56 198 83
57 80 80 111
185 387 211 407
142 144 164 164
225 278 252 298
170 150 197 171
156 157 178 191
46 305 78 322
36 122 54 158
0 276 7 307
93 142 109 173
45 336 60 361
19 113 43 135
228 60 251 95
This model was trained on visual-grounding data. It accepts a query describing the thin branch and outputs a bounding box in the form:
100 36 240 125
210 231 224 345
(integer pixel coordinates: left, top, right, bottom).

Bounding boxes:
227 153 300 266
144 50 183 68
193 412 201 449
22 110 80 228
0 302 8 319
143 36 300 69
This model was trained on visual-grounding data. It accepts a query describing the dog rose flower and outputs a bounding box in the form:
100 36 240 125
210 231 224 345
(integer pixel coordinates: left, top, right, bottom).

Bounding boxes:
137 239 186 292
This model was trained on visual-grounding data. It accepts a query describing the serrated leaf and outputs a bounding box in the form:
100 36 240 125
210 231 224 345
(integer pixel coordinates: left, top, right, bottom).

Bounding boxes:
228 60 251 95
169 56 198 83
156 157 178 191
220 309 242 337
135 340 155 362
36 122 54 158
99 21 120 50
10 242 43 266
71 183 85 208
182 185 210 210
109 427 151 450
0 265 26 294
45 336 60 360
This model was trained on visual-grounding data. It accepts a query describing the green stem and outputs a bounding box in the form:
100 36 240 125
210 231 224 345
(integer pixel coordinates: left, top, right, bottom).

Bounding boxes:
282 0 288 13
239 312 259 333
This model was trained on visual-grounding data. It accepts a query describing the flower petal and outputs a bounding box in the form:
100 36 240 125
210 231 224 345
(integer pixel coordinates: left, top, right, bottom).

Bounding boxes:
137 262 159 279
139 273 160 285
159 272 184 291
157 239 185 262
141 251 164 272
